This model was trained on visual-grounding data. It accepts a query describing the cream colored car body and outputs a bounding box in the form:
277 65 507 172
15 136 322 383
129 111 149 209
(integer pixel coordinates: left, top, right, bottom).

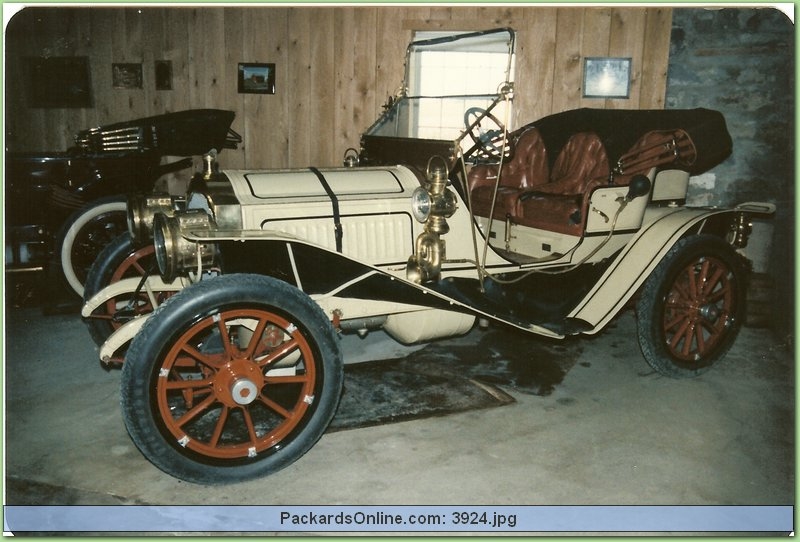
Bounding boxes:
82 160 773 363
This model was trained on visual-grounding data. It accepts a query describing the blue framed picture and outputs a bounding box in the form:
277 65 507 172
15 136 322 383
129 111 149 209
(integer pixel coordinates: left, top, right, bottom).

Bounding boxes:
583 57 631 99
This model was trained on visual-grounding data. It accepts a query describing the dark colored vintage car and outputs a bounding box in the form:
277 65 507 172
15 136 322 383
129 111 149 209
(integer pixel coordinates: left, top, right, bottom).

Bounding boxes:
81 29 774 484
5 108 240 304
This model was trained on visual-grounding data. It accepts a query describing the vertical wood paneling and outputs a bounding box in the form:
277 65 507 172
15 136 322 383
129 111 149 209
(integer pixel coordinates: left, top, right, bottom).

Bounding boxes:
552 8 585 113
242 8 289 169
579 8 612 110
286 8 312 167
515 9 557 125
608 9 647 109
5 6 673 168
375 8 411 111
640 8 673 109
308 9 335 166
334 8 378 155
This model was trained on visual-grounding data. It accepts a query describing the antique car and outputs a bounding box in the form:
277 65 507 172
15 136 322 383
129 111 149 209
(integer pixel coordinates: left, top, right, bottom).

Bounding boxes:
5 108 240 303
81 29 774 484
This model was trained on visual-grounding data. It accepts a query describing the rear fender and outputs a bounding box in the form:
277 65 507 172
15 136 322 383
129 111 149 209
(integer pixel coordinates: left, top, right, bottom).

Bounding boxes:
567 203 773 332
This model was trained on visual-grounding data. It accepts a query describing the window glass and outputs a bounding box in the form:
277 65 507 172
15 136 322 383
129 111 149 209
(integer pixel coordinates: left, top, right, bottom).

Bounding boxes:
407 29 515 142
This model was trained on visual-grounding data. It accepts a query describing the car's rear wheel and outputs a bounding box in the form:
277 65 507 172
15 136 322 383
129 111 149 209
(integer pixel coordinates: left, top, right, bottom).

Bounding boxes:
121 274 343 484
83 233 159 346
636 234 747 378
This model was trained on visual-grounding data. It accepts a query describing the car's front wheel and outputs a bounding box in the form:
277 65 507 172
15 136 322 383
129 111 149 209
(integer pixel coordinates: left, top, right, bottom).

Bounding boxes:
636 234 747 378
121 274 343 484
83 233 159 346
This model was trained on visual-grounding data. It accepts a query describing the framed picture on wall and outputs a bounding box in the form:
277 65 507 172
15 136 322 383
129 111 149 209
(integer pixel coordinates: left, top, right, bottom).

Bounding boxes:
26 56 92 108
238 63 276 94
112 63 143 89
155 60 172 90
583 57 631 99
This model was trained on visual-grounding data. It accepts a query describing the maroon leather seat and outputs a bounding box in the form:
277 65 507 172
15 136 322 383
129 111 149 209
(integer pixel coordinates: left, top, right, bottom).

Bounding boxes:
516 132 610 235
467 127 549 219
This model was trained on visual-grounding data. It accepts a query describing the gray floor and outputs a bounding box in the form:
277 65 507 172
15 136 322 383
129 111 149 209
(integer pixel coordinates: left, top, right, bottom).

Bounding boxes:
3 305 795 531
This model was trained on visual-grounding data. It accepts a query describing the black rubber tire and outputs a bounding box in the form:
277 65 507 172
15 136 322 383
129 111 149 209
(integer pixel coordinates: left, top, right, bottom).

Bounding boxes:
635 234 747 378
83 233 158 346
121 274 343 484
53 195 128 297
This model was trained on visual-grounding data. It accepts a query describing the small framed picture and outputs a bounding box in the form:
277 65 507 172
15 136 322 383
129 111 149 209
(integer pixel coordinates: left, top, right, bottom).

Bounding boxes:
112 63 143 89
238 63 275 94
583 57 631 99
155 60 172 90
26 56 92 108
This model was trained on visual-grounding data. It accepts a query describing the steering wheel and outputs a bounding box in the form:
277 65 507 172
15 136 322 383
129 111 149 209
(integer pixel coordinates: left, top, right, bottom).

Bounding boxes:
464 107 512 161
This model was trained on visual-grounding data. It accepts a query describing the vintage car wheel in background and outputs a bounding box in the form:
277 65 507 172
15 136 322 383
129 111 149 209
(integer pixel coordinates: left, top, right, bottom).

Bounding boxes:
120 274 344 484
635 234 747 378
83 234 159 346
56 195 129 297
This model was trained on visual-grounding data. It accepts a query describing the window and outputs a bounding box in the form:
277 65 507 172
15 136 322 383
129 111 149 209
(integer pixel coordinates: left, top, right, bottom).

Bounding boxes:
406 29 516 142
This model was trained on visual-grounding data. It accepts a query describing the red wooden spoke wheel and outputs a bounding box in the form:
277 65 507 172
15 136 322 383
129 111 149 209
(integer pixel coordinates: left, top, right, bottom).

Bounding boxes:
636 234 745 378
121 274 343 484
103 244 159 326
662 255 735 362
156 308 317 460
84 234 172 347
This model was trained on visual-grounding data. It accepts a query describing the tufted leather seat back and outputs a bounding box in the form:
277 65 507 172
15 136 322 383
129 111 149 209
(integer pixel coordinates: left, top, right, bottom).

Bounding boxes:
467 127 549 218
499 128 550 190
537 132 610 195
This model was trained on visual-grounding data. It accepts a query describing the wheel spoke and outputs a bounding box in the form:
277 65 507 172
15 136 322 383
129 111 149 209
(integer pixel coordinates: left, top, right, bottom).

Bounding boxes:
264 372 312 385
705 284 730 304
259 394 292 419
680 323 695 358
703 266 725 296
671 278 694 303
241 408 259 448
693 324 706 355
684 266 700 300
209 405 230 447
216 316 239 359
175 393 217 428
664 306 691 331
667 316 690 351
257 338 300 369
181 344 225 370
243 317 269 359
131 259 148 276
696 259 711 294
164 377 214 390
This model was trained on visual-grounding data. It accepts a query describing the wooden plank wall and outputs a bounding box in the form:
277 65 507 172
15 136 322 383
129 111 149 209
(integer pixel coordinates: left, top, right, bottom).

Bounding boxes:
5 6 672 169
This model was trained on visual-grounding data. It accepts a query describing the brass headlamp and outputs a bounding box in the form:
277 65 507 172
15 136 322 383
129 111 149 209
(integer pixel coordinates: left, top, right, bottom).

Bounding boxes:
407 157 458 283
127 194 183 246
153 209 217 282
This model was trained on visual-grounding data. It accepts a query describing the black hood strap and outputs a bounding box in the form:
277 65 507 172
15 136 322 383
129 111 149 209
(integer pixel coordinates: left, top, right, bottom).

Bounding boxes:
309 167 343 253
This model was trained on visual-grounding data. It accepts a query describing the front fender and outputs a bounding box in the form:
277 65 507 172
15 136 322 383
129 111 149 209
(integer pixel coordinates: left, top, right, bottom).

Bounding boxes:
98 315 150 364
81 275 190 317
568 203 773 332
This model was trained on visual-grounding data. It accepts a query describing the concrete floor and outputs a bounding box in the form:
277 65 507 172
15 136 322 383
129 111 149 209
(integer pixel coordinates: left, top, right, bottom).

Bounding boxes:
3 304 795 531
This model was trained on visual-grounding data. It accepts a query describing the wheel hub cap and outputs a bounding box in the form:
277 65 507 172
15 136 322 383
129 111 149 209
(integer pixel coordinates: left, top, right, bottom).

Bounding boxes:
231 378 259 405
699 303 720 322
215 358 265 407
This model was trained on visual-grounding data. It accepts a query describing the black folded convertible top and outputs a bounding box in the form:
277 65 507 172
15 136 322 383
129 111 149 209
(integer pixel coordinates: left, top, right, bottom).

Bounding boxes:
526 108 732 175
76 109 239 157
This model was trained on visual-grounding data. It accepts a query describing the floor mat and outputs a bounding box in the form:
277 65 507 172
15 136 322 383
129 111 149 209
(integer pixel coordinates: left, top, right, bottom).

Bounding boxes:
328 327 583 432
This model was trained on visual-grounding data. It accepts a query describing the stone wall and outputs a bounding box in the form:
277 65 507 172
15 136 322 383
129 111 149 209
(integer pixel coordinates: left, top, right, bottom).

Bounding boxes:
667 7 794 335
